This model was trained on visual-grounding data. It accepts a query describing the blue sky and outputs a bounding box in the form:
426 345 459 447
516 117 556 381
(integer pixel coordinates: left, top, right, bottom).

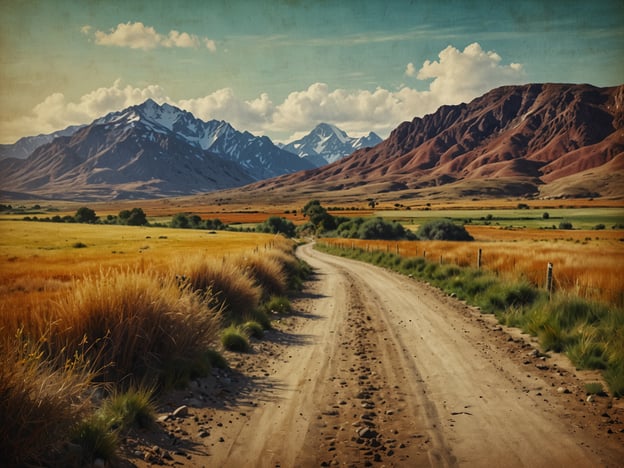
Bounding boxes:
1 0 622 144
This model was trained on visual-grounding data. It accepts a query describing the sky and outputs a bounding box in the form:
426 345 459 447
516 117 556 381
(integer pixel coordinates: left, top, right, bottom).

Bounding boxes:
0 0 622 144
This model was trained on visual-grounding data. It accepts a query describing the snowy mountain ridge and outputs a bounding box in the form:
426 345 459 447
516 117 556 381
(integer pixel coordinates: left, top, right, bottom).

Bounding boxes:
281 123 382 167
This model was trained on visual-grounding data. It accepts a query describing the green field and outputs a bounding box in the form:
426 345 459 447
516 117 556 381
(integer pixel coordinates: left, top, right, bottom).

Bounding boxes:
376 207 624 230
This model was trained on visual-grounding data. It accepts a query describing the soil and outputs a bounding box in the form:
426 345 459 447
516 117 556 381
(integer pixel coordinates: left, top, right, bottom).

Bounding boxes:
122 243 624 467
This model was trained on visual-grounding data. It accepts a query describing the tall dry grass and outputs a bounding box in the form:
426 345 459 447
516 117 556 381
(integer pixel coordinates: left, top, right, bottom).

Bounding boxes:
29 269 222 386
177 255 261 321
233 251 288 299
323 236 624 307
0 331 94 466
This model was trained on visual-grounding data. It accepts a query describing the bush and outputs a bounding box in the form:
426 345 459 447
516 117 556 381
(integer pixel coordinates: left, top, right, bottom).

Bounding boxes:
257 216 296 237
235 253 287 299
262 295 292 314
559 221 573 230
39 269 222 386
416 220 474 241
100 387 156 430
242 321 264 339
221 326 250 352
75 207 98 223
0 334 94 467
70 413 119 465
179 255 261 321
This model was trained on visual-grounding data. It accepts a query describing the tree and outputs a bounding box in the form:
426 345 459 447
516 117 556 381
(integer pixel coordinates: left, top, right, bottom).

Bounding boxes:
74 207 97 224
257 216 296 237
542 212 550 220
171 213 190 229
416 220 474 241
126 208 148 226
302 200 336 231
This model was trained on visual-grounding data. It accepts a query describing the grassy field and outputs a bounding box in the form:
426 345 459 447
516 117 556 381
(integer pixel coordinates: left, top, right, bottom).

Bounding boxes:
0 220 276 314
376 207 624 230
0 219 305 465
323 234 624 307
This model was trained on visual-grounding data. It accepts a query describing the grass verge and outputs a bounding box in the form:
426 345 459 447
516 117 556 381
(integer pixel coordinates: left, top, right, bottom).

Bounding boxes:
316 242 624 397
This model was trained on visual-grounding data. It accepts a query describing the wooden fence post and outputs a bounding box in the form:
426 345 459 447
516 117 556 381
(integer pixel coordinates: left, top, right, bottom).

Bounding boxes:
477 248 482 269
439 255 443 265
546 262 553 299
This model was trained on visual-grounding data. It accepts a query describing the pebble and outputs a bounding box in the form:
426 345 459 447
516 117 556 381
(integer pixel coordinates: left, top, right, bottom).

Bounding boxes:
173 405 189 417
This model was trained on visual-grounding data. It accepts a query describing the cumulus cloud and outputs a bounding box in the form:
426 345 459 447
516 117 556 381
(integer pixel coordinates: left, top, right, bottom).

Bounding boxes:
415 42 525 103
404 62 417 77
4 43 525 143
91 22 216 51
1 80 170 141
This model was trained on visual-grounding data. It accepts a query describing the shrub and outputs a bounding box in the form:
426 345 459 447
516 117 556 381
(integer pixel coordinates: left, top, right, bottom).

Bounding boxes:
242 321 264 339
262 295 292 314
416 220 474 241
179 255 261 321
256 216 296 237
235 253 287 299
75 206 98 223
559 221 573 230
0 333 94 467
221 326 250 352
39 269 221 386
100 387 156 430
72 241 87 248
71 413 119 465
205 349 228 369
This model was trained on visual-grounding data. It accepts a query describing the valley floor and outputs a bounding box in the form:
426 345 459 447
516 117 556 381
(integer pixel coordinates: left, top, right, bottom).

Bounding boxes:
124 243 624 467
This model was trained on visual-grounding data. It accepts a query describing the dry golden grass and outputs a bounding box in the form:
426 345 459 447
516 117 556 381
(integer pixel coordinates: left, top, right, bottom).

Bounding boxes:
0 331 94 466
177 254 261 321
0 221 275 314
11 269 222 385
324 232 624 307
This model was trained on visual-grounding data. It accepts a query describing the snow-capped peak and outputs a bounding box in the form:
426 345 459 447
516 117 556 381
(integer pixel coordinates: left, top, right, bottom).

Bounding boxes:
281 123 382 166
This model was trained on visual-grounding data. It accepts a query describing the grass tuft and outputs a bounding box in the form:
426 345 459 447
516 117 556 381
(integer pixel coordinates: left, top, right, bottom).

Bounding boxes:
179 255 261 321
101 387 156 430
242 320 264 339
38 269 222 387
221 325 250 352
0 332 95 467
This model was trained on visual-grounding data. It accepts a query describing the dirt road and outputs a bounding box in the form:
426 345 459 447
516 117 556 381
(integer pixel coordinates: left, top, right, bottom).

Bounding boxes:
140 243 623 467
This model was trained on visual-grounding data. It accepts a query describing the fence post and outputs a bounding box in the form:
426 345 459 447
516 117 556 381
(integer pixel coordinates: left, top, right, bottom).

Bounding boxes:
423 250 426 259
439 255 443 265
477 248 482 269
396 243 399 255
546 262 553 299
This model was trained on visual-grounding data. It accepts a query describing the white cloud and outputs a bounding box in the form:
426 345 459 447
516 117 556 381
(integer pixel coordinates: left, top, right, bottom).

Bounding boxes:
415 42 525 103
405 62 417 77
3 43 524 144
91 22 216 51
1 80 170 141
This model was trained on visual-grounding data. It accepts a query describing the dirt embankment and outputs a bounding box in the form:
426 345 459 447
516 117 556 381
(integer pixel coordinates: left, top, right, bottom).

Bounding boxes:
126 243 624 467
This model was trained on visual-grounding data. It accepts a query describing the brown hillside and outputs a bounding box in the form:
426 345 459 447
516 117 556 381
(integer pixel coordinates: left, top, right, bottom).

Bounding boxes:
240 83 624 200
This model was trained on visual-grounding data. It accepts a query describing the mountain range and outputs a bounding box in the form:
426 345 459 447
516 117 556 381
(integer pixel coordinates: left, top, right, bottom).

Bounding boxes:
1 83 623 201
0 100 315 200
279 123 382 167
240 83 624 201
